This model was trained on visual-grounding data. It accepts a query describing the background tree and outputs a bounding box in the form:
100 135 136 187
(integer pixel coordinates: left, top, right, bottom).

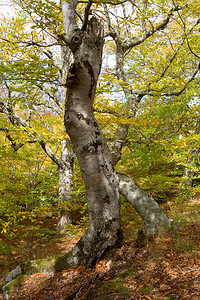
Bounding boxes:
0 9 75 232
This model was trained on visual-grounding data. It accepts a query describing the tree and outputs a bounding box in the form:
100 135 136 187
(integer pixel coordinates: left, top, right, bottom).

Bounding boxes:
0 1 171 237
55 4 122 267
55 0 170 269
55 0 199 269
0 11 75 231
1 0 199 270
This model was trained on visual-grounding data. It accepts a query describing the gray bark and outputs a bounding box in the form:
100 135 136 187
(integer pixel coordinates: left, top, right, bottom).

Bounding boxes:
56 45 75 232
104 5 171 234
55 4 121 270
60 45 71 105
118 174 171 234
180 118 200 201
56 139 74 233
108 125 171 234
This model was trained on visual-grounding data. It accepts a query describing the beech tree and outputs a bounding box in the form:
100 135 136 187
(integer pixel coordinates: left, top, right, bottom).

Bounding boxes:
55 0 169 269
55 0 199 268
1 0 199 269
0 12 75 231
0 1 171 236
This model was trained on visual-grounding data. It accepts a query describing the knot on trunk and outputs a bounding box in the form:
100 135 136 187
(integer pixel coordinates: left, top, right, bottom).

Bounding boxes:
62 28 83 52
65 61 80 88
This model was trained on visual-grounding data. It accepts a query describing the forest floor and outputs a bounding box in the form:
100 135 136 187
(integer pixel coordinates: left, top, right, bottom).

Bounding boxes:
0 196 200 299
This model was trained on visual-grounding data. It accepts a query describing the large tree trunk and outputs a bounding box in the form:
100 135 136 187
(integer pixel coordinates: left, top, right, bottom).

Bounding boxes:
55 4 121 270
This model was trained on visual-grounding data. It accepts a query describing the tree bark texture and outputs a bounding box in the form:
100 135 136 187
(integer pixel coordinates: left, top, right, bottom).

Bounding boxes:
55 3 121 270
118 174 171 234
105 17 172 233
108 122 171 234
56 139 74 233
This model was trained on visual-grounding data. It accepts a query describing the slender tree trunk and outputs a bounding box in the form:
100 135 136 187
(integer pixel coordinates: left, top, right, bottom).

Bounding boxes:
56 45 75 232
118 174 171 234
56 139 74 233
55 10 121 270
40 137 74 232
180 119 200 201
106 32 172 233
108 124 171 233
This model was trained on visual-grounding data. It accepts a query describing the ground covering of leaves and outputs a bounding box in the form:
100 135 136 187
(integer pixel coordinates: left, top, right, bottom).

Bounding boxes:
0 198 200 299
0 223 199 300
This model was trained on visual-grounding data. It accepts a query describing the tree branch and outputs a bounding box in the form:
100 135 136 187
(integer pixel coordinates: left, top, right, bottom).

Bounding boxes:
81 0 93 31
61 0 78 36
1 103 62 166
94 107 134 118
163 65 200 97
36 84 62 110
39 140 61 166
122 5 182 53
0 127 38 151
160 39 185 78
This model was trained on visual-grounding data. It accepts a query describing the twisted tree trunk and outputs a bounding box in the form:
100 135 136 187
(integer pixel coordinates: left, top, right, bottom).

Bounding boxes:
55 4 121 270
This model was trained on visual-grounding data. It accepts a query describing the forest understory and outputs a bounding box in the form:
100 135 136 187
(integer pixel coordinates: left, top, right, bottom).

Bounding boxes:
0 196 200 300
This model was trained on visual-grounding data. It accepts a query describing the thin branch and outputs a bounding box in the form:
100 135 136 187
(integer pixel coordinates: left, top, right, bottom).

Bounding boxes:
0 127 37 151
94 107 134 118
159 17 200 79
163 65 200 97
103 4 118 40
1 104 62 166
37 84 62 109
39 140 61 166
79 0 127 5
160 38 185 78
0 37 59 48
81 0 93 31
172 0 200 59
122 5 182 53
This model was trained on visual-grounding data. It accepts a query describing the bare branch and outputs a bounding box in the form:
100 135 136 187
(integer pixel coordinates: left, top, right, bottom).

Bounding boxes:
0 127 37 151
122 5 182 53
163 65 200 97
1 103 62 166
160 39 184 78
94 107 134 118
79 0 127 5
81 0 93 31
39 140 61 166
0 37 59 48
159 17 200 79
37 84 62 110
103 4 118 41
